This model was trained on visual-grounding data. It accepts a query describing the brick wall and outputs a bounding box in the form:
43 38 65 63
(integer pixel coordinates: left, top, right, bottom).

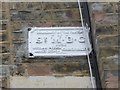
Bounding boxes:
1 2 119 88
89 2 119 88
1 2 90 88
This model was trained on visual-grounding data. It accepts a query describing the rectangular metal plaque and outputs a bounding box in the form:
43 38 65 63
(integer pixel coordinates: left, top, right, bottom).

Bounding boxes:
28 27 91 57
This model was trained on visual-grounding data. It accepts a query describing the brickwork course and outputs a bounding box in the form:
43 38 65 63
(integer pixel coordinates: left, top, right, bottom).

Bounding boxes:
0 1 119 89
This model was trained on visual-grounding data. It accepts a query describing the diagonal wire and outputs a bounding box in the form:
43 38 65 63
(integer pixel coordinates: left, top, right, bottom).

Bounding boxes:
77 0 95 88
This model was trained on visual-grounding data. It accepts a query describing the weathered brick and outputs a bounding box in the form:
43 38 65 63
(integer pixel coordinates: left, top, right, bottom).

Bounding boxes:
98 35 119 47
2 11 7 19
102 58 118 70
104 70 119 88
99 47 118 58
96 25 118 35
94 13 118 25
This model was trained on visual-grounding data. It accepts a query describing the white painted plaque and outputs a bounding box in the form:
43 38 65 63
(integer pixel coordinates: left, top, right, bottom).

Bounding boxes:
28 27 92 57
